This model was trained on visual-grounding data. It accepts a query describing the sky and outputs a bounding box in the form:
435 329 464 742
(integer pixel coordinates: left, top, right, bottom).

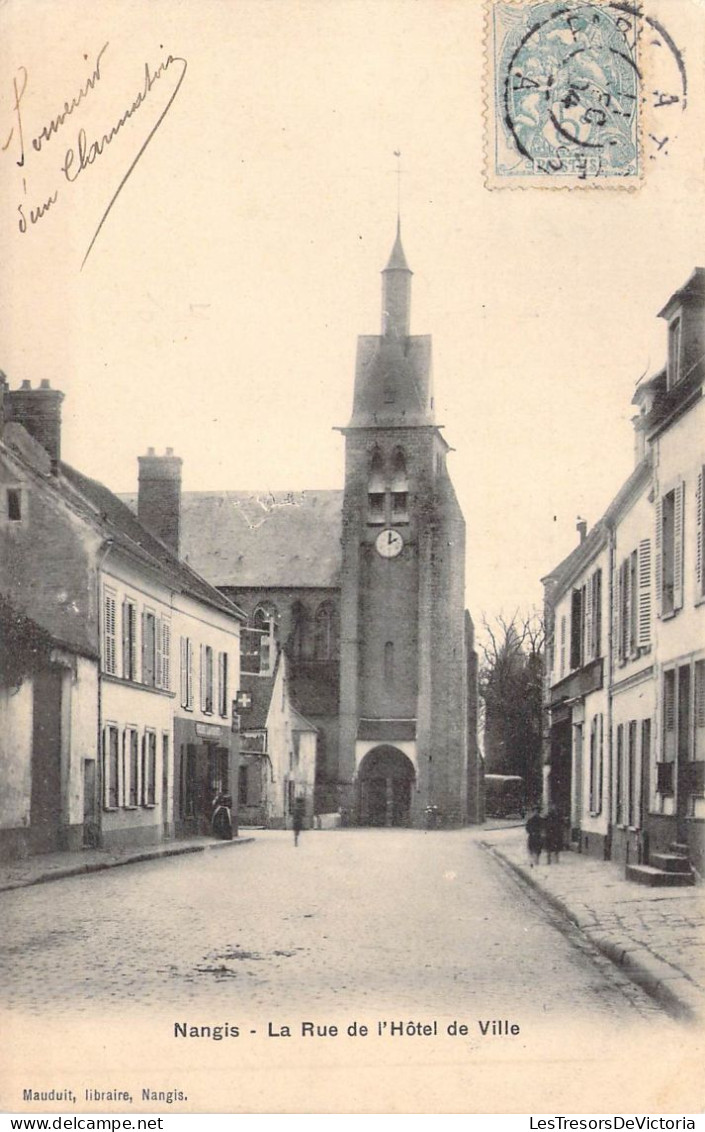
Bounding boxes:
2 0 704 626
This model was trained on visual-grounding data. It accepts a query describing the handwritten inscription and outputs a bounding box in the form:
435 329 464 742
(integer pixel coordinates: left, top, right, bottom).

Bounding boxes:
2 42 187 266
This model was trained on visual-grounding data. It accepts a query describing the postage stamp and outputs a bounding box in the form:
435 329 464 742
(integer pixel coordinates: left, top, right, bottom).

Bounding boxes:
488 0 642 185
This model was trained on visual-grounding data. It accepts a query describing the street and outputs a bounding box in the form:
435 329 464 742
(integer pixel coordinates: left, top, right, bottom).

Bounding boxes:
1 829 666 1021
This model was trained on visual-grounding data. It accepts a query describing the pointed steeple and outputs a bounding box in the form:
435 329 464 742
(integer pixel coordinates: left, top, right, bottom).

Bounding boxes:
347 223 434 430
381 219 412 339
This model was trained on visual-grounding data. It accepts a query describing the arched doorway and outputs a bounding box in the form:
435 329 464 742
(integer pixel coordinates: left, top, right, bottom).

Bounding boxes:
357 745 415 827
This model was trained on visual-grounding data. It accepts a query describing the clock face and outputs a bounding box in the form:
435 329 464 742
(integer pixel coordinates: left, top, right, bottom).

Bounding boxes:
375 528 404 558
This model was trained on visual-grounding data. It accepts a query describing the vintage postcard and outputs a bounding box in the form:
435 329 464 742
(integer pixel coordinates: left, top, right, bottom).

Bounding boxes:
1 0 704 1118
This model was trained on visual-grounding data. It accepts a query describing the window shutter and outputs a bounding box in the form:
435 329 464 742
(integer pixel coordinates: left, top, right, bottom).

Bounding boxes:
161 622 171 690
696 470 704 598
129 604 137 679
104 593 116 674
598 713 604 814
593 569 602 657
155 619 163 688
103 729 110 808
612 562 621 669
584 577 594 663
200 644 206 711
673 480 685 611
122 600 129 677
664 673 676 761
180 637 187 705
654 495 663 618
637 538 652 648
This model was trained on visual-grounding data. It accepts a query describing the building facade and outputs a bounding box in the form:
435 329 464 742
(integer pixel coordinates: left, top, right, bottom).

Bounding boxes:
0 379 245 860
543 269 705 878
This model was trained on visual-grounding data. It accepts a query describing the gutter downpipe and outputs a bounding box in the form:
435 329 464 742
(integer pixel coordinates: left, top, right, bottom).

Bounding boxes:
95 539 114 847
606 523 615 860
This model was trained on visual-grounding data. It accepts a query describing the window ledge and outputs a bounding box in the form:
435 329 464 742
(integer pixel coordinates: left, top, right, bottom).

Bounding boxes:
142 804 157 810
101 674 175 698
123 805 139 811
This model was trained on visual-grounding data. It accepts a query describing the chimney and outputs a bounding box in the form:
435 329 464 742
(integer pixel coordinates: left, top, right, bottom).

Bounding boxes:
137 447 183 554
576 517 587 544
4 378 65 473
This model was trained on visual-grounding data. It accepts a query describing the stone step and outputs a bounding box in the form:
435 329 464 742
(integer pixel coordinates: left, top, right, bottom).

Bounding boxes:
626 864 695 887
650 852 692 873
670 842 689 855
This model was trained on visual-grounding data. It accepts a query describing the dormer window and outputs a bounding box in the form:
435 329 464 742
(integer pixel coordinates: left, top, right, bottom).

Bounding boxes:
668 316 681 387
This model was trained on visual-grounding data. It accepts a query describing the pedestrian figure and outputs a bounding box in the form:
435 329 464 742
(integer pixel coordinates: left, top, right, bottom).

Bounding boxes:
211 792 233 840
293 796 306 847
525 805 543 867
543 806 562 864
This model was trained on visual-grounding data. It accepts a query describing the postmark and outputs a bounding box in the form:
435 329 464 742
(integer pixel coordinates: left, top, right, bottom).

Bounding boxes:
486 0 687 187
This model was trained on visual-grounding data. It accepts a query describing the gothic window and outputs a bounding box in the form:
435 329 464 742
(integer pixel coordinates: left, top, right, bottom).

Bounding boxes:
314 600 337 661
368 448 386 525
241 602 278 676
289 601 307 661
390 449 409 523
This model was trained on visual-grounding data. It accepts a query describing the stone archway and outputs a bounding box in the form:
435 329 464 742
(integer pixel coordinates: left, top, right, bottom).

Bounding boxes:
357 745 416 827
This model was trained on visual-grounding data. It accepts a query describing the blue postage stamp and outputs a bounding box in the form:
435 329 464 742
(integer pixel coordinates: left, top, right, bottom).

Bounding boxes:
489 0 641 184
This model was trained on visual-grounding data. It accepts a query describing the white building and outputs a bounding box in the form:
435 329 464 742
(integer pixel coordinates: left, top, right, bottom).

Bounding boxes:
543 268 704 880
0 378 245 859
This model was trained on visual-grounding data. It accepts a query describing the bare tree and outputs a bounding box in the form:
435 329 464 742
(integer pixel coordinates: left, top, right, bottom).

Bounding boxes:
478 609 545 805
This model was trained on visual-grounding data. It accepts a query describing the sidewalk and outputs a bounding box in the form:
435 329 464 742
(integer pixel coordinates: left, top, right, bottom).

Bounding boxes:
0 833 255 893
480 825 705 1022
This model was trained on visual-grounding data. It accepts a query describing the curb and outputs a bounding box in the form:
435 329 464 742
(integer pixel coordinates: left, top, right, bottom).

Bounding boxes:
0 836 255 894
480 840 703 1024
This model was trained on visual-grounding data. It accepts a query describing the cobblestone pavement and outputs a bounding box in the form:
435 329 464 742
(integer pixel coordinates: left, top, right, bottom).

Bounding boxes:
0 828 673 1023
481 826 705 1021
0 834 253 892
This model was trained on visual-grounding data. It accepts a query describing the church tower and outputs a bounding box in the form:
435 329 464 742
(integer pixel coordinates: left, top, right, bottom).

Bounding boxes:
338 225 478 827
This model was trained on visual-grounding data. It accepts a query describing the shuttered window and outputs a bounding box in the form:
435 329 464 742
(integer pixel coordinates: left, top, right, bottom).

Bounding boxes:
637 539 652 648
659 482 685 617
142 611 156 686
181 637 193 708
142 731 157 806
103 724 119 807
103 591 117 675
218 651 229 717
155 619 171 690
615 724 624 825
201 645 214 713
589 714 603 815
125 728 139 806
663 669 676 762
570 588 583 670
122 599 138 680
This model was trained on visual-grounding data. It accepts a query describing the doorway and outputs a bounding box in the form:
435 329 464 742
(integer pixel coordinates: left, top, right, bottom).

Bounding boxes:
357 746 415 827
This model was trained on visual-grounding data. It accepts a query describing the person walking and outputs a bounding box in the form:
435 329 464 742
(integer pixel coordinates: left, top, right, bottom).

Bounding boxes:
525 805 543 867
543 806 562 864
292 796 306 847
